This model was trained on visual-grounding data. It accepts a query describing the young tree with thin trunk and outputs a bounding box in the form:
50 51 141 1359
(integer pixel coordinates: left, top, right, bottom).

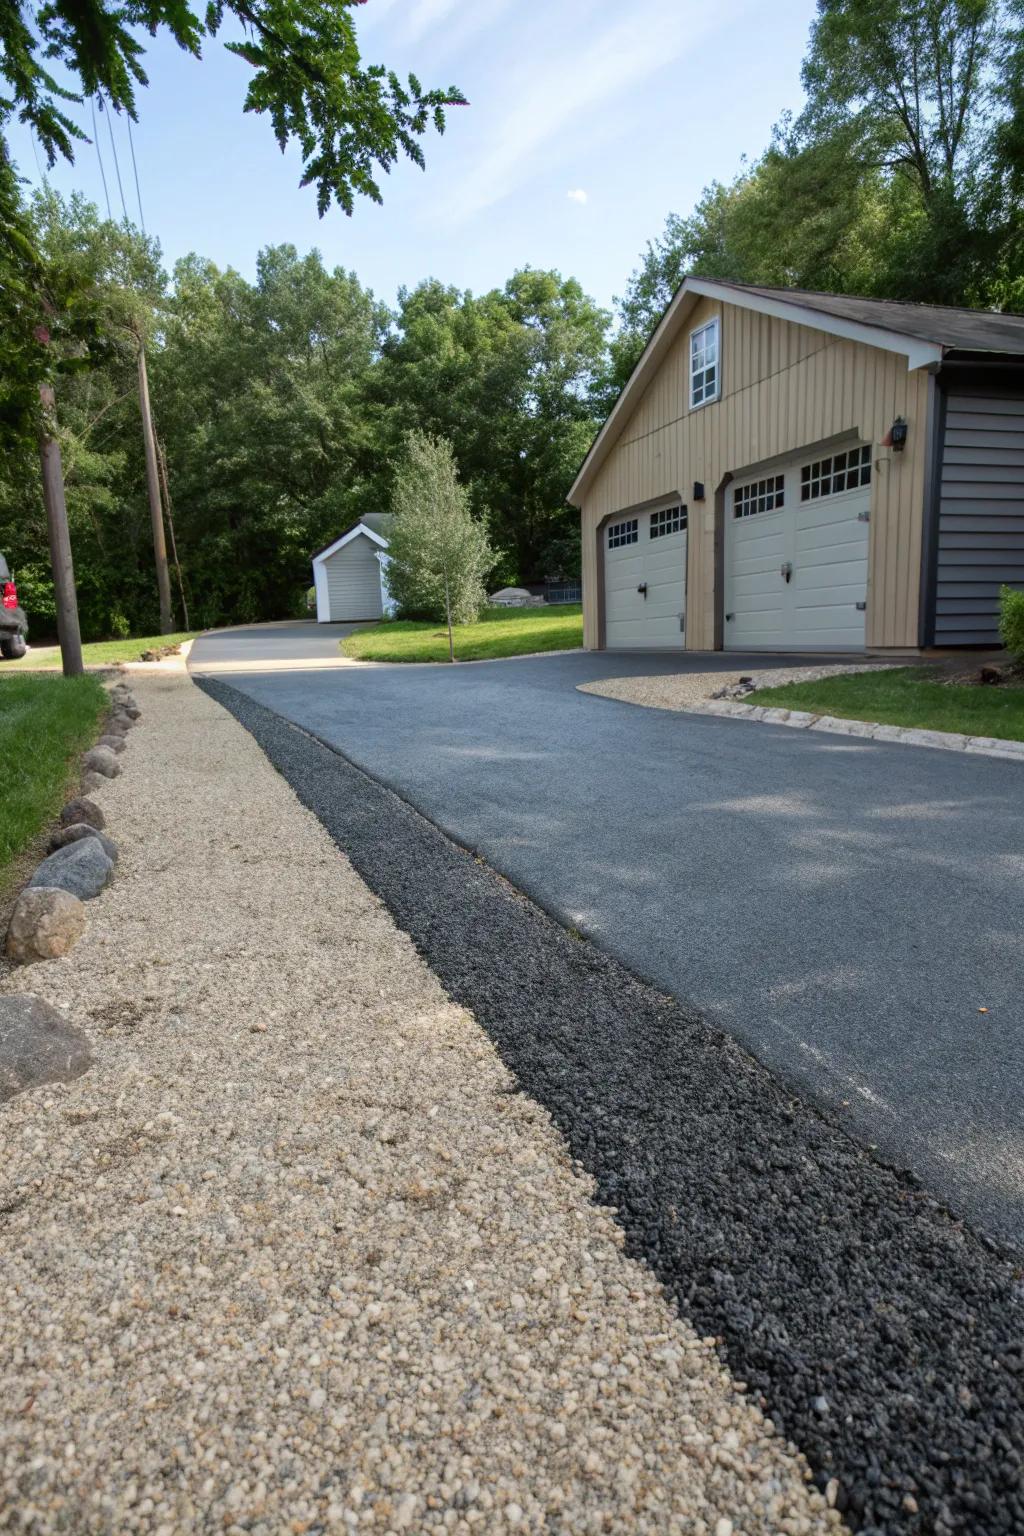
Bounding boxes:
386 432 493 662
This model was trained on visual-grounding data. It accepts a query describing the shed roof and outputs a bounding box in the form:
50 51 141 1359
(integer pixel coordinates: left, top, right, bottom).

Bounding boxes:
311 513 393 562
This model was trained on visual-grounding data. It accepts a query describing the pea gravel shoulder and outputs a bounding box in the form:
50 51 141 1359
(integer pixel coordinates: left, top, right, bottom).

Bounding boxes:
198 676 1024 1536
0 671 837 1536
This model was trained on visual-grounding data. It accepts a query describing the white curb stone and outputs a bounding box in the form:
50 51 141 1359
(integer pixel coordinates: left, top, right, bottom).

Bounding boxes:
685 698 1022 761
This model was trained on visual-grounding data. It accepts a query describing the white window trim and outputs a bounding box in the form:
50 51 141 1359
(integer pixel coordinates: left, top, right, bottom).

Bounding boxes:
689 317 721 411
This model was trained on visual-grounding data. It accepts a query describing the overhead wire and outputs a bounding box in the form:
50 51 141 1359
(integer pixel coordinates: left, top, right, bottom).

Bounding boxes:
102 94 130 222
29 130 45 184
126 114 146 235
91 95 113 220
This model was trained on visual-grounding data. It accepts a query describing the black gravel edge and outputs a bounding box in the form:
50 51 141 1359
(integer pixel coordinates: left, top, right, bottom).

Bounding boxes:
199 677 1024 1536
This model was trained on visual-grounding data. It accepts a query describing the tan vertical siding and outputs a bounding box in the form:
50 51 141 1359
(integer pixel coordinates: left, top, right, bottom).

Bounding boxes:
580 298 930 650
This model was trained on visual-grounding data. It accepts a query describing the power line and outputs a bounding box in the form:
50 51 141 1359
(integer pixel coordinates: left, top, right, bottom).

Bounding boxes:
91 95 112 220
29 130 45 184
102 95 129 222
126 113 146 235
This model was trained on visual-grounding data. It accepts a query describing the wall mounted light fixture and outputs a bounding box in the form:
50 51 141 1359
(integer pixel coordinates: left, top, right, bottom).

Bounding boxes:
693 480 705 501
890 416 908 452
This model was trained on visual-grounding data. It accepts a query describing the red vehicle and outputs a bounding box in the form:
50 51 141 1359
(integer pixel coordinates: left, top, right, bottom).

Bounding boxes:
0 554 28 660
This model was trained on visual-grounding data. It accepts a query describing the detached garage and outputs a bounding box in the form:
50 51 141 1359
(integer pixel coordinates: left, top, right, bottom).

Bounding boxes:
312 514 395 624
569 279 1024 653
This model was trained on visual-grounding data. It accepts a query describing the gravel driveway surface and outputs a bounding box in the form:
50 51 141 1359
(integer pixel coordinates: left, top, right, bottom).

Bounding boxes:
188 642 1024 1248
0 672 837 1536
200 676 1024 1536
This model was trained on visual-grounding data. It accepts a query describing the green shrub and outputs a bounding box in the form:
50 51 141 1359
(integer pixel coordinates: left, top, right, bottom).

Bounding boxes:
999 585 1024 661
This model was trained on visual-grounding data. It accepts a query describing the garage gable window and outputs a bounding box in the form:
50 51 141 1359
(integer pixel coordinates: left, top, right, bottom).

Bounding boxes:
801 444 872 501
689 319 720 408
650 505 687 538
733 475 785 519
607 518 639 549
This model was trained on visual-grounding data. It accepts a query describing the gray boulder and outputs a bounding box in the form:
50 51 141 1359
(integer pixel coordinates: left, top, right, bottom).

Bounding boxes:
80 772 105 794
29 838 114 901
59 797 105 831
82 745 121 779
5 888 87 964
0 994 92 1100
96 733 126 754
48 823 118 864
104 716 130 736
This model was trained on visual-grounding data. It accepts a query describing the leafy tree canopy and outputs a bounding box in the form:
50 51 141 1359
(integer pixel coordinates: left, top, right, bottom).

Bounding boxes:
613 0 1024 384
1 0 466 214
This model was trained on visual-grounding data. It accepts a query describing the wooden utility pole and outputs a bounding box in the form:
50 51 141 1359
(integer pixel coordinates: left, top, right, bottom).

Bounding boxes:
37 383 84 677
156 437 189 631
137 343 172 633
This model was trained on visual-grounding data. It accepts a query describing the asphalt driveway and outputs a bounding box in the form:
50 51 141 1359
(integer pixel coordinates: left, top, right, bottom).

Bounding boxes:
191 623 1024 1245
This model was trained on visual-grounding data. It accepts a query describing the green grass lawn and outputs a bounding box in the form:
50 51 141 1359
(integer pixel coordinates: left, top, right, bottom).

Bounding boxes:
342 604 583 663
755 666 1024 742
0 672 108 893
11 631 199 668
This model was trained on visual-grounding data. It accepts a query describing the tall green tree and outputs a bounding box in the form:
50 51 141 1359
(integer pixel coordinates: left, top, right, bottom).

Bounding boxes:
386 431 493 658
373 270 609 581
0 189 167 636
151 244 385 626
613 0 1024 384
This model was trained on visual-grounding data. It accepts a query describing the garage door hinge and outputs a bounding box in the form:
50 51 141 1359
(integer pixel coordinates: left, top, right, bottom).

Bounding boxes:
856 601 867 611
857 511 870 522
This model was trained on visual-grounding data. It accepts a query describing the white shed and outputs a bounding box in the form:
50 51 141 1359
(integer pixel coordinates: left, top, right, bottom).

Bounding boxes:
311 514 396 624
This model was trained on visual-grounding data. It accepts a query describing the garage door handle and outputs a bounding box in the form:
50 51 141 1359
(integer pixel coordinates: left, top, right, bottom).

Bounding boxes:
780 562 793 583
637 582 647 599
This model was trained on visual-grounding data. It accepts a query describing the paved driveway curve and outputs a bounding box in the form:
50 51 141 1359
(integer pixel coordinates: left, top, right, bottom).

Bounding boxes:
191 624 1024 1245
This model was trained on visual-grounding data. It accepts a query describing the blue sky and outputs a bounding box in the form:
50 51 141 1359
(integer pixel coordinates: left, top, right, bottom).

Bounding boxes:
7 0 818 315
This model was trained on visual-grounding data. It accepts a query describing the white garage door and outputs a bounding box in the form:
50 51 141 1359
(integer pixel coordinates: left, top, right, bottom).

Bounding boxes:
604 505 687 649
724 444 872 651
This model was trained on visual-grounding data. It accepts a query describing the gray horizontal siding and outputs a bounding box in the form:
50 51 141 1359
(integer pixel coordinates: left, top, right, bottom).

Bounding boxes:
323 533 384 621
935 388 1024 644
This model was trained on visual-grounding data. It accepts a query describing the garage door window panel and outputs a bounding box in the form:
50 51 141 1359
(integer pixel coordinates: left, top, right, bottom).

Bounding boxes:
689 320 720 408
800 445 872 502
608 518 639 548
650 505 687 538
733 475 785 519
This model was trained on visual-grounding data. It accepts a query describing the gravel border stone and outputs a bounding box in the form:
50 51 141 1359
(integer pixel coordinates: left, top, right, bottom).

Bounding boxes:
198 676 1024 1536
0 672 836 1536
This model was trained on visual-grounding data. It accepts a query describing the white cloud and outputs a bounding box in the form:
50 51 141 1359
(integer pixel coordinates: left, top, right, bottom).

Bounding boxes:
403 0 461 45
439 0 736 223
567 188 589 204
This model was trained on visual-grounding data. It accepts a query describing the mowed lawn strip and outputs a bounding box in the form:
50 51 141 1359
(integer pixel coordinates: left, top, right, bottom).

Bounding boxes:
342 604 583 662
12 631 199 668
755 666 1024 742
0 673 108 891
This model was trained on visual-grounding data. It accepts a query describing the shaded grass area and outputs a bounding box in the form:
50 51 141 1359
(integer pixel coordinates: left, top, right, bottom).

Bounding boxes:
756 666 1024 742
11 631 198 667
342 605 583 663
0 673 108 892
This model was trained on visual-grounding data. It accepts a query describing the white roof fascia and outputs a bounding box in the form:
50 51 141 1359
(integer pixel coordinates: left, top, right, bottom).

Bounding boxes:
568 277 944 504
686 279 944 370
312 522 389 568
